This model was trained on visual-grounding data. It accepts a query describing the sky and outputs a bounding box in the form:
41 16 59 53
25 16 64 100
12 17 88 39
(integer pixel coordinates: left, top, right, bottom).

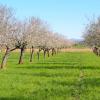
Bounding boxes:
0 0 100 40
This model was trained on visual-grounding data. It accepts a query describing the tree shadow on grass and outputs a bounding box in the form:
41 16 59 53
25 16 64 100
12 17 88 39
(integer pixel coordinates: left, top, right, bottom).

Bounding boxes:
33 62 78 64
80 66 100 70
3 71 78 78
83 77 100 87
15 64 100 70
0 97 28 100
50 80 75 86
15 65 80 70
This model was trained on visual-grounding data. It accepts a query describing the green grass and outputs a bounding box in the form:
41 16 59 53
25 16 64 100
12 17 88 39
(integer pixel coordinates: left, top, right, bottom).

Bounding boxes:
0 51 100 100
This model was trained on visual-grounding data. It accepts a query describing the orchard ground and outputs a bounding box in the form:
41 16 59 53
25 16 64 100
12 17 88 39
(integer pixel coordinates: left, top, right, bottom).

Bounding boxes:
0 49 100 100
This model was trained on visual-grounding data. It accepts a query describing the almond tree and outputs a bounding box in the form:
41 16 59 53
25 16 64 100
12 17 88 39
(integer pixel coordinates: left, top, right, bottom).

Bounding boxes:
84 17 100 55
28 17 43 61
28 17 51 60
14 20 31 64
0 5 18 68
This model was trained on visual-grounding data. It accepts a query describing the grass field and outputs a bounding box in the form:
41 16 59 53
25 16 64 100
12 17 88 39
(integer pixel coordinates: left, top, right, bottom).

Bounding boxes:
0 51 100 100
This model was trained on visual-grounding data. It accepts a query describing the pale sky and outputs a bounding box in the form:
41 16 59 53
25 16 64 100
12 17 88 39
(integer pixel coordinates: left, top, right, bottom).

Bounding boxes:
0 0 100 39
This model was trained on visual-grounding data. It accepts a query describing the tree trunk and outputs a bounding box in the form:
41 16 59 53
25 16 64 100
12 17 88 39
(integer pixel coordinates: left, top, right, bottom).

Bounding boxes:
30 46 34 62
18 48 24 64
57 48 59 54
54 49 56 55
1 47 16 69
47 50 49 57
37 48 42 60
1 48 10 69
37 52 40 60
44 50 46 59
52 48 54 56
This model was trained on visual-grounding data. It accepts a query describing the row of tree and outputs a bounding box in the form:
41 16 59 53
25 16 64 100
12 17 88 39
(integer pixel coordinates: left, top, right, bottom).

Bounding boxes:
0 5 72 69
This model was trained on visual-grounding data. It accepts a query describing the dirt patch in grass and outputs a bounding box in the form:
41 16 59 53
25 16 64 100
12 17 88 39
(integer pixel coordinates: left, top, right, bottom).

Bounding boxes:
1 48 92 53
61 48 92 52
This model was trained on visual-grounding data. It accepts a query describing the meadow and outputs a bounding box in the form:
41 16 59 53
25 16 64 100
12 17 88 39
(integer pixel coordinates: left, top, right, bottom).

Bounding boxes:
0 51 100 100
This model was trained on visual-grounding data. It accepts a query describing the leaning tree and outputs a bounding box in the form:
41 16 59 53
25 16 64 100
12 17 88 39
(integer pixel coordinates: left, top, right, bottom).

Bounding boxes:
0 5 18 68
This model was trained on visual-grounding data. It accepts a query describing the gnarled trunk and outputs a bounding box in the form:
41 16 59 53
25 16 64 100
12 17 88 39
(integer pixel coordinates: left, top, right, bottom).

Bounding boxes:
37 52 40 60
93 46 98 55
47 50 50 57
57 48 59 54
1 47 16 69
44 50 46 59
1 47 10 69
30 46 34 62
37 48 42 60
52 48 54 56
18 48 24 64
